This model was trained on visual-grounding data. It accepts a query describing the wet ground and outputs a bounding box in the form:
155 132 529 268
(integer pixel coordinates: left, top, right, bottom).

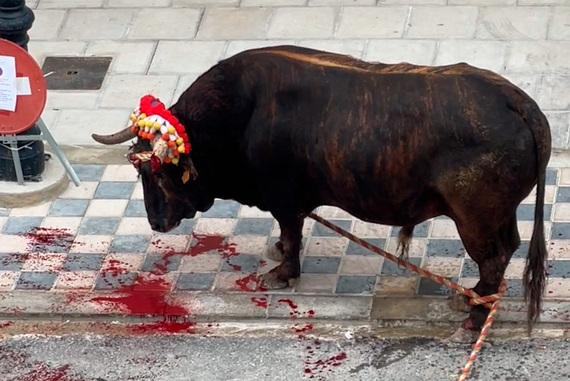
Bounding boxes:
1 332 568 381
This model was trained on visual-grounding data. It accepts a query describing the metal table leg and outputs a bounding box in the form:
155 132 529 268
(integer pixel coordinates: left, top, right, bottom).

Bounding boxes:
36 118 81 186
7 135 25 185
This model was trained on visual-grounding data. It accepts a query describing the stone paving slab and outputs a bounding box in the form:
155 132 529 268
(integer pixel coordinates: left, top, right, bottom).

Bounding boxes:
18 0 570 149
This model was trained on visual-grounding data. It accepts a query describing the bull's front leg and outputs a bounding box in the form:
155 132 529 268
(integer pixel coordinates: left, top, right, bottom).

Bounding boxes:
261 215 302 289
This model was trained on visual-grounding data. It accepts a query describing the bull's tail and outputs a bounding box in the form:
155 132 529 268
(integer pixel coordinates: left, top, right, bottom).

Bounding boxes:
506 86 552 335
523 155 547 334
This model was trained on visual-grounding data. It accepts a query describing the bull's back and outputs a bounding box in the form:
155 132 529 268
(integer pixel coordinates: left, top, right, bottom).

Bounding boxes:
235 48 540 224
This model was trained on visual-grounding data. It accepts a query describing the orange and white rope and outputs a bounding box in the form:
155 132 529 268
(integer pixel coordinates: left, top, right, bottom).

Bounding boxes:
307 212 506 381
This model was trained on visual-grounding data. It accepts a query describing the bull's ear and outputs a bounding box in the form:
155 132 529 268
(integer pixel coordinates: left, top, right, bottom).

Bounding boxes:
181 156 199 184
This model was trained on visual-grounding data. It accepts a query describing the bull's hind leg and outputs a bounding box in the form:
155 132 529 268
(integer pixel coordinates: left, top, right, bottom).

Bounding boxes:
449 213 520 343
261 214 302 289
266 240 304 262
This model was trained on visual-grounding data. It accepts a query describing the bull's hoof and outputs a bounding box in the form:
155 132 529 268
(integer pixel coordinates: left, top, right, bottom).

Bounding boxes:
266 244 284 262
448 327 479 344
260 271 297 290
448 293 471 313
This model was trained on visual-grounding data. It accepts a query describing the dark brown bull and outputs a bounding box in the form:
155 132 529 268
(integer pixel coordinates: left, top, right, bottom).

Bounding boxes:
92 45 551 343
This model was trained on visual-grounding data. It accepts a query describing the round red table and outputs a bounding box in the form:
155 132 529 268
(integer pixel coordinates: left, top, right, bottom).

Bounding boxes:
0 38 47 134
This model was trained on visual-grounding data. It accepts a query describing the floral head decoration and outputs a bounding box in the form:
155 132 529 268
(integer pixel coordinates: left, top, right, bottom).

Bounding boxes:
127 95 191 172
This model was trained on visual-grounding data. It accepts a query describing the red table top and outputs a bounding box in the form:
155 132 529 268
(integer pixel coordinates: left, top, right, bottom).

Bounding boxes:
0 38 47 135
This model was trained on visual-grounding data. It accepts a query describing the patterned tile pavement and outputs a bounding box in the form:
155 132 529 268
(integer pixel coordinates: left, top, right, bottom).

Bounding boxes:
1 163 570 308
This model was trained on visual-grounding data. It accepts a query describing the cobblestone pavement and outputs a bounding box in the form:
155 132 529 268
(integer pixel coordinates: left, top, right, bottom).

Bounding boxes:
1 0 570 328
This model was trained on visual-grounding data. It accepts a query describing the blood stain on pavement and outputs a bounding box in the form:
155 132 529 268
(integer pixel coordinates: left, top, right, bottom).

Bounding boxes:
152 233 241 271
250 296 269 308
0 321 14 329
235 273 268 292
10 364 84 381
274 300 346 379
21 227 76 253
303 351 348 379
90 274 194 334
2 349 85 381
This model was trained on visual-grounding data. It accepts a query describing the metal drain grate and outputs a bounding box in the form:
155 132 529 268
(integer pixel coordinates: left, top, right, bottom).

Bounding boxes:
41 56 113 90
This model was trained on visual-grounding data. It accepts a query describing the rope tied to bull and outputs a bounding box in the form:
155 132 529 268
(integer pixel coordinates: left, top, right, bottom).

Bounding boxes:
307 212 507 381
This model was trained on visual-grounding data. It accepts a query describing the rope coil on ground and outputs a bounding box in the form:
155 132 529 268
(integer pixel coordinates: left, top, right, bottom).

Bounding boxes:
307 212 506 381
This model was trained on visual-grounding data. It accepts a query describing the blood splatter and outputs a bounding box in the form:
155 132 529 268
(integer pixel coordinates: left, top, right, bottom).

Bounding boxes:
278 298 298 310
294 324 314 333
250 296 268 308
274 301 343 379
153 233 241 271
21 227 76 253
190 234 236 258
0 321 13 329
127 321 196 335
301 339 348 379
2 349 85 381
104 259 128 277
91 276 185 316
10 364 84 381
90 273 193 335
235 273 267 292
278 298 315 319
1 254 28 268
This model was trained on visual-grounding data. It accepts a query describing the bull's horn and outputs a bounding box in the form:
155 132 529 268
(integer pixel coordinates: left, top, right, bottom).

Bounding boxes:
91 127 137 145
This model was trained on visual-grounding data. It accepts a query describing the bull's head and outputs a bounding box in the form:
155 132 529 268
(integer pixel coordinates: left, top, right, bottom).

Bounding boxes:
91 95 212 232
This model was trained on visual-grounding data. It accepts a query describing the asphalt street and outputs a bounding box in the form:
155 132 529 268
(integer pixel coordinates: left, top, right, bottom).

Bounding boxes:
0 332 568 381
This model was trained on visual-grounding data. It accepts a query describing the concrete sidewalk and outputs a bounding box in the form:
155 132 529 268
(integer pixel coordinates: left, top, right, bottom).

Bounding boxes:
1 0 570 338
24 0 570 148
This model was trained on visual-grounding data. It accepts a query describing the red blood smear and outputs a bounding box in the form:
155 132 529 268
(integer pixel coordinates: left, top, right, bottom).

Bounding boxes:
278 299 298 310
259 260 267 267
235 274 268 292
230 263 242 271
250 296 268 308
12 364 84 381
149 251 179 275
104 259 128 277
190 234 236 257
158 233 241 271
307 310 315 318
334 353 347 361
304 369 312 374
91 276 188 317
0 321 13 329
294 324 314 333
128 321 196 335
22 227 75 253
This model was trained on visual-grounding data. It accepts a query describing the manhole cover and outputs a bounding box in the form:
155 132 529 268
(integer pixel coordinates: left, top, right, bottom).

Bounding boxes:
41 56 113 90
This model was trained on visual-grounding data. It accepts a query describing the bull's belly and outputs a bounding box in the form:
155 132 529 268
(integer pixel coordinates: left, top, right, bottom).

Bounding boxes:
315 185 446 228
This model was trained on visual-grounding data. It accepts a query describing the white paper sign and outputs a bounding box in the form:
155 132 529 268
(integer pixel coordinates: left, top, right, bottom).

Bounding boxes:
0 55 17 112
16 77 31 96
